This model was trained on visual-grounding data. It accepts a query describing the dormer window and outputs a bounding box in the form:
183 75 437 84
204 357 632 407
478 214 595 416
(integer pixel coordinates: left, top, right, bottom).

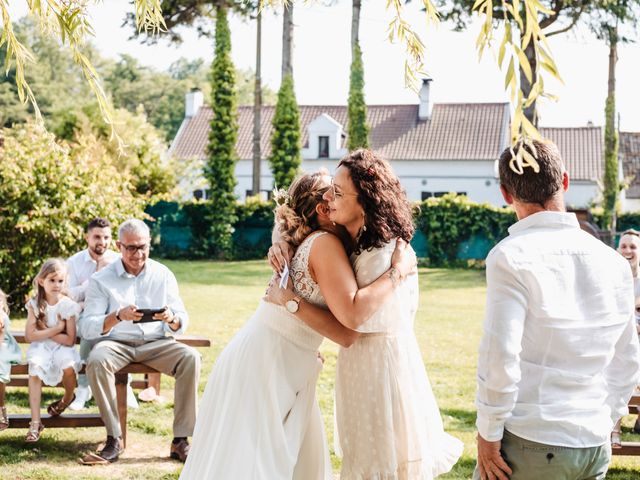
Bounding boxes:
302 114 347 160
318 136 329 158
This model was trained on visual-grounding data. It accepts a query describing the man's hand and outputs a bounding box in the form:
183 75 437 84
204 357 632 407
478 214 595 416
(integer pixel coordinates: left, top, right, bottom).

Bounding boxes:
267 241 294 273
476 434 512 480
117 305 143 322
154 306 177 326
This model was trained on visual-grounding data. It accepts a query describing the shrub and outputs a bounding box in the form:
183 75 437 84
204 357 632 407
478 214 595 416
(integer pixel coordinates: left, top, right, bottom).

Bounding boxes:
415 193 515 265
0 123 145 307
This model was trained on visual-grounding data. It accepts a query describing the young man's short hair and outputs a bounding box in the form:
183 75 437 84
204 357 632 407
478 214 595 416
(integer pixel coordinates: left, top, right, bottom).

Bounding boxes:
86 217 111 233
498 139 565 206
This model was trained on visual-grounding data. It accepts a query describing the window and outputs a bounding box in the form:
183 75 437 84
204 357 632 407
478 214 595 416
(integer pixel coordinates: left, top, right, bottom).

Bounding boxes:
193 189 204 200
318 136 329 158
421 191 433 201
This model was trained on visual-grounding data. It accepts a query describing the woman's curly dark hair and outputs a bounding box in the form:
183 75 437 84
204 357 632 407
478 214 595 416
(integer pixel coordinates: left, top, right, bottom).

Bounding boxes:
338 149 415 253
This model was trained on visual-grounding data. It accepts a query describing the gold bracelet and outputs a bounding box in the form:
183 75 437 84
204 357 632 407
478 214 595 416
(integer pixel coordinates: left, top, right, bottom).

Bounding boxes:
389 267 400 288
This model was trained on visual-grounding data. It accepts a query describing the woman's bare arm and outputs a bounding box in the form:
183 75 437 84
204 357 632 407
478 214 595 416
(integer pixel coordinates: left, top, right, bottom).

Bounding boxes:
265 234 416 337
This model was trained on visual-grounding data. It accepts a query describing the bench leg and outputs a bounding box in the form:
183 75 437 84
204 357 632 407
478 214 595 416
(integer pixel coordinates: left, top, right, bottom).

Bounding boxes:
115 373 128 448
147 373 161 396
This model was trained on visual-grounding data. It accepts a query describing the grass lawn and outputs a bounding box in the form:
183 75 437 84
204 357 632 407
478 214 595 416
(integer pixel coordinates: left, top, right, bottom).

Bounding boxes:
1 261 639 479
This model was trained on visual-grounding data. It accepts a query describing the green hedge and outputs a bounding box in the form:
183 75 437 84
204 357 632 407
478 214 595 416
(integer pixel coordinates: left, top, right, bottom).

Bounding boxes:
146 194 517 264
146 198 275 260
151 194 639 264
415 194 515 265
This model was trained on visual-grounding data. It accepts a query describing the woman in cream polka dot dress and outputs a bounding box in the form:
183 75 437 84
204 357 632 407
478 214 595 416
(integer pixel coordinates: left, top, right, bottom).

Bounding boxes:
269 150 462 479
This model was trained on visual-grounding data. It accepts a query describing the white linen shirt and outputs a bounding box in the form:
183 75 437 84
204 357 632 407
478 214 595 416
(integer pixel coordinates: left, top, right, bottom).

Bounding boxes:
67 249 119 303
78 258 188 341
476 211 640 448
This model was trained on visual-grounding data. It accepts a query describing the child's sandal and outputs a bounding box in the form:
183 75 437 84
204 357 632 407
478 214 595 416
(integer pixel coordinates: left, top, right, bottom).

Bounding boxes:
0 406 8 431
25 420 44 443
47 394 75 417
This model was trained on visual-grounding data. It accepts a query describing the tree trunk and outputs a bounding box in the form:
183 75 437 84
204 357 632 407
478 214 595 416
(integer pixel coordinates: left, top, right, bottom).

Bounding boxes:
281 3 293 80
351 0 361 55
520 38 538 126
603 25 619 244
252 9 262 196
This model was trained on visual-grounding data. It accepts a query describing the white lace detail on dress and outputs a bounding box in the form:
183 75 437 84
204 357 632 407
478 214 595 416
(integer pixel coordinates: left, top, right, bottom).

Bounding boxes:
290 231 328 308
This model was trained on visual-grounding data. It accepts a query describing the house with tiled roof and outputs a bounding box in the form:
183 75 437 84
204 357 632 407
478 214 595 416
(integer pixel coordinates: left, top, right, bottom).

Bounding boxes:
620 132 640 212
169 80 619 210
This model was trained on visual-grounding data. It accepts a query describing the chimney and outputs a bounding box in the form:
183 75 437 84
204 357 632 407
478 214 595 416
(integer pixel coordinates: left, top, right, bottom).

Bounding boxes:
185 89 203 118
418 77 432 121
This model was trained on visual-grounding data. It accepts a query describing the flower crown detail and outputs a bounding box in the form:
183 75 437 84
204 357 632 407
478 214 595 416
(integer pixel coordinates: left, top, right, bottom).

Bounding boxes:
273 187 291 207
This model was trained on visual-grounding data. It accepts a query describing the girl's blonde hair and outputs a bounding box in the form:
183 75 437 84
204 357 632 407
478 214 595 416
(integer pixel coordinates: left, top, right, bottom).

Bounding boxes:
274 172 330 248
32 258 67 330
0 288 8 315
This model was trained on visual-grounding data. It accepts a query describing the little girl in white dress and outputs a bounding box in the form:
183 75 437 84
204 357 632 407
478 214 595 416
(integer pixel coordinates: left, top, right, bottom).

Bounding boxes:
24 258 81 442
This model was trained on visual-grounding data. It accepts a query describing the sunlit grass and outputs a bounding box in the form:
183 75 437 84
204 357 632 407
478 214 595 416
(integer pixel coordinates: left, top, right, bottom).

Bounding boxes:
1 261 638 478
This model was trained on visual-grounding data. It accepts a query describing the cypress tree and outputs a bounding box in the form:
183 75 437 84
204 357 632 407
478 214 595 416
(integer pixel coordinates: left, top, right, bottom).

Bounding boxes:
204 5 238 258
602 27 619 244
347 43 369 150
269 74 301 189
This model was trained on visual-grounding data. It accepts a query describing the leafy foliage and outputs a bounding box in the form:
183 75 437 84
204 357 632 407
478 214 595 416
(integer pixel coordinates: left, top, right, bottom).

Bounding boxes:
71 106 178 200
0 0 165 142
0 123 145 306
347 43 369 150
204 5 239 258
415 193 515 265
269 74 301 189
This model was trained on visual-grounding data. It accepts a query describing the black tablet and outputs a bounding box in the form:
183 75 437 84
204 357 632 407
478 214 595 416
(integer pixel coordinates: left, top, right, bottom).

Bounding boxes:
134 308 166 323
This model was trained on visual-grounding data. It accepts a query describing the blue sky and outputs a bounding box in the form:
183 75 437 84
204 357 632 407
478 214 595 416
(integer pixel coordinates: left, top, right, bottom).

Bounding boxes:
9 0 640 131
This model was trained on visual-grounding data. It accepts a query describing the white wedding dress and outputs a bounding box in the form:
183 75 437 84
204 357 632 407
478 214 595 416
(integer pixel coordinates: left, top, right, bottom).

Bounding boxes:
335 239 463 479
180 232 332 480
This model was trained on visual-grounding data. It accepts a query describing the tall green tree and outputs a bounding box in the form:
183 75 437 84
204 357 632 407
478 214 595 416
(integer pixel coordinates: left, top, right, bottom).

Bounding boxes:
602 32 619 242
252 9 263 196
269 3 301 189
204 5 239 258
269 74 301 189
347 43 369 149
589 1 640 238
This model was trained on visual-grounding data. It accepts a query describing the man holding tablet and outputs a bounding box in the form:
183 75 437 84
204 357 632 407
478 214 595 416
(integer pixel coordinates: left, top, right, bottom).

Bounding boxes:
79 219 200 465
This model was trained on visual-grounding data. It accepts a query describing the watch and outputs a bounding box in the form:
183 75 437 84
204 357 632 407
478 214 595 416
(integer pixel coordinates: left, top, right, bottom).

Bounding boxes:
115 309 122 322
285 296 301 314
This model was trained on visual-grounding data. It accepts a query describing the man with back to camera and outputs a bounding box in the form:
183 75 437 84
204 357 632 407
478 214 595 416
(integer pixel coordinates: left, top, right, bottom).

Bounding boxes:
474 139 640 480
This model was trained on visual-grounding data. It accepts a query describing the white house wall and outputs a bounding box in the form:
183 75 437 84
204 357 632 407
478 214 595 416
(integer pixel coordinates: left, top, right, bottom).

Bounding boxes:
187 158 599 209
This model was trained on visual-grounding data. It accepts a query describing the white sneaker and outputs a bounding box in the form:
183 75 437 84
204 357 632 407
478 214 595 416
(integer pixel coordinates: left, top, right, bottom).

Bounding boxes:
127 384 139 409
69 386 92 411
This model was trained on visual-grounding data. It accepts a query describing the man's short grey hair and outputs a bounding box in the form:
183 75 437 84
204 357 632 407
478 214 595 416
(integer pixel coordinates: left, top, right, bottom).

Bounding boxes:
118 219 150 239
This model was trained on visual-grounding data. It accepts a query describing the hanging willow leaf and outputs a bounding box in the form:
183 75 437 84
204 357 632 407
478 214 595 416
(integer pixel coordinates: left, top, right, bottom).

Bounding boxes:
0 0 165 148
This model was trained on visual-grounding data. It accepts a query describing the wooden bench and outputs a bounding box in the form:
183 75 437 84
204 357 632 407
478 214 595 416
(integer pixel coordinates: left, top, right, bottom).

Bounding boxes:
613 394 640 456
7 332 211 447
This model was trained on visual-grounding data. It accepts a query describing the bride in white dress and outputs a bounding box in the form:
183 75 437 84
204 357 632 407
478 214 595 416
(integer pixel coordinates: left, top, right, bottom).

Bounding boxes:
268 150 463 479
180 172 417 479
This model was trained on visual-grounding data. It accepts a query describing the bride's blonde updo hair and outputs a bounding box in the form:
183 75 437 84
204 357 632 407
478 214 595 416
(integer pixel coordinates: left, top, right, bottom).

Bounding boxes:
274 172 330 248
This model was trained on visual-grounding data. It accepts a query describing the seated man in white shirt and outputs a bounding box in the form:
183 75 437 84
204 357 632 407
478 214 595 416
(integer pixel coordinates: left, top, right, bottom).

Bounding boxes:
474 139 640 480
79 219 200 465
66 218 122 411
